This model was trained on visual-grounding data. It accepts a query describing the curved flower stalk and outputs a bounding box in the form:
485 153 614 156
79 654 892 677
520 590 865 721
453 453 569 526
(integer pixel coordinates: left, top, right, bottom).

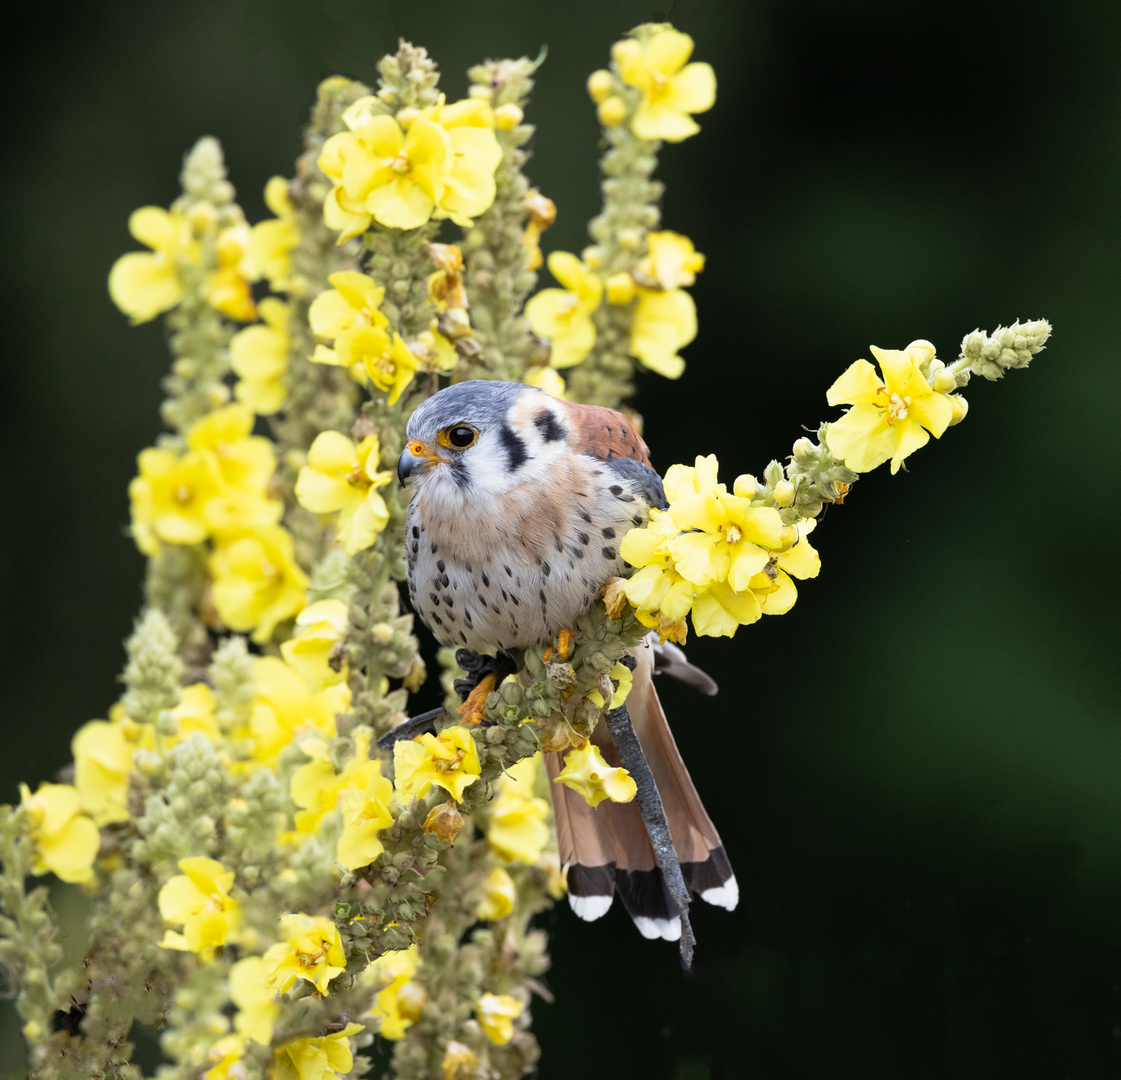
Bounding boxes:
620 325 1051 640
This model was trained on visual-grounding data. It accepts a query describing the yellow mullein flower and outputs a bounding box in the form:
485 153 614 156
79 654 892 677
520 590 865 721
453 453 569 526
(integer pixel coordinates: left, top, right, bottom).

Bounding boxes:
158 856 240 959
629 287 696 378
613 28 716 142
262 913 346 995
108 206 197 323
486 755 550 865
524 252 603 369
476 993 524 1045
320 107 452 235
588 660 634 709
272 1023 364 1080
362 944 420 1040
71 718 132 825
249 176 300 292
289 727 378 836
204 1036 246 1080
552 740 637 808
689 580 764 637
393 726 481 803
209 525 308 644
826 341 955 474
169 682 224 744
477 866 517 921
207 222 257 322
524 365 566 398
366 333 422 406
426 242 468 310
429 98 503 226
307 271 391 370
241 656 348 769
337 767 395 871
634 231 705 289
18 783 99 884
229 955 279 1045
667 487 786 592
186 404 283 533
664 453 721 502
442 1041 480 1080
128 447 217 554
748 521 822 617
230 297 290 415
620 508 697 624
280 599 350 690
295 432 393 556
522 189 556 272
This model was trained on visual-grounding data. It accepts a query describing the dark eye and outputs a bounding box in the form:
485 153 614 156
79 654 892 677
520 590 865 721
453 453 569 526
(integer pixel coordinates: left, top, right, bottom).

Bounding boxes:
442 425 477 449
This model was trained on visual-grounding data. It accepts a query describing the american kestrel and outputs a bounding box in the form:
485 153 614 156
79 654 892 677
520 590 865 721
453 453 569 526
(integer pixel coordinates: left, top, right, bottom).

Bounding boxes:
397 380 738 940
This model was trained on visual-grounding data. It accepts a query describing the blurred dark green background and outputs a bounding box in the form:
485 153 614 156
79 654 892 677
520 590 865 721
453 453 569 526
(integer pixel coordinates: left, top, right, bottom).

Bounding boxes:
2 0 1120 1076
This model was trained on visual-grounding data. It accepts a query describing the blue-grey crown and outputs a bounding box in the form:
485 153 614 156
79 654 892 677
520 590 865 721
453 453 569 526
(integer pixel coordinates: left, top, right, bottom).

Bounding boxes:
405 380 540 439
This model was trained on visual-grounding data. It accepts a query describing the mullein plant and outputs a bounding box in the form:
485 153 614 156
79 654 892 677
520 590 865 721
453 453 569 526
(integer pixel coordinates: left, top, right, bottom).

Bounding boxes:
0 23 1049 1080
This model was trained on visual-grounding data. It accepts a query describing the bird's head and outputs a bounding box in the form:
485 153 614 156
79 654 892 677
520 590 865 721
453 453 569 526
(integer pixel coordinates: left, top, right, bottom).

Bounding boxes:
398 381 573 509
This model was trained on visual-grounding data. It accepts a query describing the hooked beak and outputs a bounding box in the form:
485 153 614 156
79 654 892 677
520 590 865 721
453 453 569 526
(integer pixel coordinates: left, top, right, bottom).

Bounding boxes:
397 439 442 484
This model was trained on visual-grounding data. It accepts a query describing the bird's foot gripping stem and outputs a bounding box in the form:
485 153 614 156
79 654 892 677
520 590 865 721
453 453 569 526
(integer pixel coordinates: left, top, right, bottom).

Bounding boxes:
541 627 575 663
453 650 518 725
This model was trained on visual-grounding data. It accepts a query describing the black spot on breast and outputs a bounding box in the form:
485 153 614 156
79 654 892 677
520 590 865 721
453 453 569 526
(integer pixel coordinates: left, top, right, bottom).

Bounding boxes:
430 593 439 605
578 509 592 523
431 542 439 554
446 610 456 622
442 595 454 607
504 565 513 576
510 594 520 606
609 484 623 495
632 515 643 526
606 425 613 434
464 611 474 628
465 561 472 573
501 588 508 601
539 589 547 606
411 541 418 554
459 631 467 644
499 422 529 471
572 546 585 560
432 613 444 627
602 546 617 559
554 535 564 553
602 527 616 538
619 493 635 502
440 574 450 588
481 573 490 587
534 409 565 442
577 532 589 545
542 562 551 577
411 526 420 538
437 560 445 572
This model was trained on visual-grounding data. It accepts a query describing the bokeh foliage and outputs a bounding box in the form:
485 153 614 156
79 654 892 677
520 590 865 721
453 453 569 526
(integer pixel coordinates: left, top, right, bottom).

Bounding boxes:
1 1 1119 1076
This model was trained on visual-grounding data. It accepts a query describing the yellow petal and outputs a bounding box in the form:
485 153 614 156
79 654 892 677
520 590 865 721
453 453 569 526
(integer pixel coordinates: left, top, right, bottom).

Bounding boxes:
648 28 694 75
108 252 183 324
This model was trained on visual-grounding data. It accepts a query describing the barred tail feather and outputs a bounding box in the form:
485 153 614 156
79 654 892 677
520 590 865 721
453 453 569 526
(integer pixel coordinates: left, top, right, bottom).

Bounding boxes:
547 642 738 941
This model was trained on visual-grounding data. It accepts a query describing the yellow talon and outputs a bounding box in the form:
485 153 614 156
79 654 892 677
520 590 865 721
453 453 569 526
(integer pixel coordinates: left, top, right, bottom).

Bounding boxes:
557 628 574 660
542 628 575 663
458 672 496 725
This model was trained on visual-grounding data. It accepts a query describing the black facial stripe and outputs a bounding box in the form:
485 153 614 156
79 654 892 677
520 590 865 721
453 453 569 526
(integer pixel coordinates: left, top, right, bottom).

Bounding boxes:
448 459 471 490
534 409 565 442
499 422 529 471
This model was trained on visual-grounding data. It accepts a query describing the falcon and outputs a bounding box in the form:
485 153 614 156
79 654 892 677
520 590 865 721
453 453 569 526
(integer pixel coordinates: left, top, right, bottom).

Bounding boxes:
397 380 737 940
